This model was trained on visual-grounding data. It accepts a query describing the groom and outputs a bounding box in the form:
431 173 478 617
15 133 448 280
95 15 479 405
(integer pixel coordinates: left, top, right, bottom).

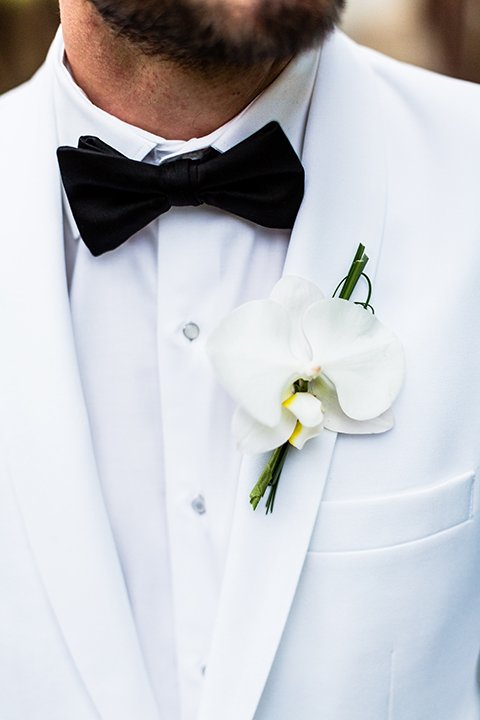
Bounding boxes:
1 0 480 719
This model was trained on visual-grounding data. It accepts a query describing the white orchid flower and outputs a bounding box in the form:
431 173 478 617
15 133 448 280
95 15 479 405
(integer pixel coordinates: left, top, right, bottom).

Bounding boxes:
207 276 406 454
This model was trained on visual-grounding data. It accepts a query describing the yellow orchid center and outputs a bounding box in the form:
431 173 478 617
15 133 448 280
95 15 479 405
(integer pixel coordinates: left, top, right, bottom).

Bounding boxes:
282 393 298 410
289 421 303 447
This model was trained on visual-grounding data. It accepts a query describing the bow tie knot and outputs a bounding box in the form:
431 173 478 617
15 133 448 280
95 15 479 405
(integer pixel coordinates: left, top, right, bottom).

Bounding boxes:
159 155 204 208
57 121 305 256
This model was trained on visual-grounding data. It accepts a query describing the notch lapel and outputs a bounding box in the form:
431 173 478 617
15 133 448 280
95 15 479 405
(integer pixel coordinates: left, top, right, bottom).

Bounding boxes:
198 31 387 720
0 62 160 720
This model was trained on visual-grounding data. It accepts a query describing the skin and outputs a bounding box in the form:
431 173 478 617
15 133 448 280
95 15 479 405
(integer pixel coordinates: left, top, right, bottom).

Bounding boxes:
60 0 291 139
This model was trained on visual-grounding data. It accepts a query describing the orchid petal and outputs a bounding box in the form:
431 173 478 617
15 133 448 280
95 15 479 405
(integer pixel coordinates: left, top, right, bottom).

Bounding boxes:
311 375 395 434
269 276 324 361
289 421 324 449
283 391 324 427
232 405 296 454
303 299 406 420
207 299 299 426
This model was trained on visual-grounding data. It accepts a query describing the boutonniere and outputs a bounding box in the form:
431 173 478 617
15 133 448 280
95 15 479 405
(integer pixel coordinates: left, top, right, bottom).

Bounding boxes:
207 245 406 513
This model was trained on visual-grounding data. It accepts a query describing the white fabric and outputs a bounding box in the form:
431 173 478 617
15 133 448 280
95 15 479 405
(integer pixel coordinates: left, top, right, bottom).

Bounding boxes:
2 27 480 720
52 30 320 720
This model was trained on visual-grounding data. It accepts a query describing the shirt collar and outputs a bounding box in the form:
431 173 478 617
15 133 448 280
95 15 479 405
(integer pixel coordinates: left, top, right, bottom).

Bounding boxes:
52 26 320 237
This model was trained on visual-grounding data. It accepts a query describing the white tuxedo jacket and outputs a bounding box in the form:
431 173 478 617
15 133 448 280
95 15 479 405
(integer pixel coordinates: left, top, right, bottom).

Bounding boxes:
1 28 480 720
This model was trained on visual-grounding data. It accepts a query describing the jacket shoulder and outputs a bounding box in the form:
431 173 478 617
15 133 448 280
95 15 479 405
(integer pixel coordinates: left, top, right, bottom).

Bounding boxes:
356 41 480 125
0 66 48 134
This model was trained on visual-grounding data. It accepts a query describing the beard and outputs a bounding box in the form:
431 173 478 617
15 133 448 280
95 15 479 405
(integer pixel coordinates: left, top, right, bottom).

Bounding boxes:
86 0 346 67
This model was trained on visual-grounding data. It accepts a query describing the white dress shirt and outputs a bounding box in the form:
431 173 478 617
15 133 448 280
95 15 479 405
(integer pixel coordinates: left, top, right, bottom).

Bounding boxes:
52 30 320 720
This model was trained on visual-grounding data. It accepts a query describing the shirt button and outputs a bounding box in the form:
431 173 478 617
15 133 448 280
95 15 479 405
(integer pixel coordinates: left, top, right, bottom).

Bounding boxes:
183 322 200 341
191 495 206 514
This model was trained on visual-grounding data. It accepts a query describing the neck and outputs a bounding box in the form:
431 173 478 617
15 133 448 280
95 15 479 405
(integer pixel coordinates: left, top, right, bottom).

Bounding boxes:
60 0 289 141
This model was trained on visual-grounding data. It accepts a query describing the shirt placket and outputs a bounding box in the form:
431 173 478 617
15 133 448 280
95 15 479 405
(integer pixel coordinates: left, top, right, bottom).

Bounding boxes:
156 208 233 720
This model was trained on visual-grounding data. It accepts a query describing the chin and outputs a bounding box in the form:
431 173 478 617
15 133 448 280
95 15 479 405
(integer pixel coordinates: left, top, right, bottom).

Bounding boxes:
87 0 345 66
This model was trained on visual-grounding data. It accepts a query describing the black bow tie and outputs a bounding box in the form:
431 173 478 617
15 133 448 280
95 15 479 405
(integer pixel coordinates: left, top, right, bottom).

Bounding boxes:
57 121 304 257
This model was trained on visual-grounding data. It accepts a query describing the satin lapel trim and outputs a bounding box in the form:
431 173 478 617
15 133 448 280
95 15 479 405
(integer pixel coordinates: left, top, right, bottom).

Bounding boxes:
198 431 337 720
285 31 387 289
198 31 387 720
0 63 160 720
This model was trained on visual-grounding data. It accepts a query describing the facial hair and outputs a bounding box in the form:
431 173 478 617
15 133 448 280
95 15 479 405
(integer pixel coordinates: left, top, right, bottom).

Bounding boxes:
86 0 346 68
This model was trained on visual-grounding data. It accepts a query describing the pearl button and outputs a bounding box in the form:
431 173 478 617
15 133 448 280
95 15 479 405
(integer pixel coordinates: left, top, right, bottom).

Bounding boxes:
191 495 206 514
183 322 200 341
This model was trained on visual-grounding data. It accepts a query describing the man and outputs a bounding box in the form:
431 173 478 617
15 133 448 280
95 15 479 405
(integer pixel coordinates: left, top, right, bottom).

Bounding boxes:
1 0 480 718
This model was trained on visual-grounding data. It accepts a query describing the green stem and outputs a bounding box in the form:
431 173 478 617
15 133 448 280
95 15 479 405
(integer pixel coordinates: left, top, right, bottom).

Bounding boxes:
336 243 369 301
250 442 289 511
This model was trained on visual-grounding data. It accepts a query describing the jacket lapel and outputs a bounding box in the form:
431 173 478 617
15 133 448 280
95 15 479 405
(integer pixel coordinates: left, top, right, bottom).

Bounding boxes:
0 60 160 720
198 30 387 720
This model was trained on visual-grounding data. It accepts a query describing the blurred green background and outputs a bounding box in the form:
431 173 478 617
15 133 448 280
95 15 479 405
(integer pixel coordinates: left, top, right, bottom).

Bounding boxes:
1 0 479 95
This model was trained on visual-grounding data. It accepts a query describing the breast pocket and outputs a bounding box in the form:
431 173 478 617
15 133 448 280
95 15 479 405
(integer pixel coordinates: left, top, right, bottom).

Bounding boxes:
308 470 475 553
